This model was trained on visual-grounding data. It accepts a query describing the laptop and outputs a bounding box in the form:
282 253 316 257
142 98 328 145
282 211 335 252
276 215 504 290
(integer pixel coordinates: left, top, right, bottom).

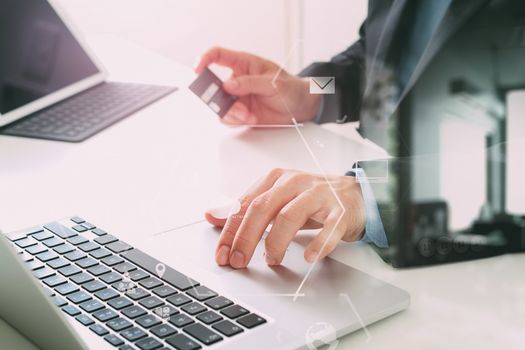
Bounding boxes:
0 216 409 350
0 0 177 142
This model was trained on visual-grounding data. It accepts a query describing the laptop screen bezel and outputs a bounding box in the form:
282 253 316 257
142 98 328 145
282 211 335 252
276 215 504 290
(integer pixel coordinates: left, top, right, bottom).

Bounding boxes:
0 0 107 128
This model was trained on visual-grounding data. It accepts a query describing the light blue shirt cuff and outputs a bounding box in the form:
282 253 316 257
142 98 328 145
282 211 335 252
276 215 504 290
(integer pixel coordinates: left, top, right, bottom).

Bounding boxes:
354 168 389 248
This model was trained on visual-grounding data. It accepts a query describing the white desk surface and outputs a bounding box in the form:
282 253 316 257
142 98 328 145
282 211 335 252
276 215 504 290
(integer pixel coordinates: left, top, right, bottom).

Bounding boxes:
0 36 523 350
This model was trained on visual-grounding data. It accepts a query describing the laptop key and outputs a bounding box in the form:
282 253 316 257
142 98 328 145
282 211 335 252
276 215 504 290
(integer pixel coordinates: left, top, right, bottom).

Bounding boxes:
78 241 100 252
89 323 109 336
93 308 119 322
183 323 223 346
26 244 47 255
104 334 124 347
166 334 201 350
67 291 91 304
59 264 82 277
237 313 266 328
120 326 147 342
108 296 133 310
95 288 120 301
167 294 191 307
114 262 137 274
204 296 232 310
196 310 223 325
95 234 118 245
75 314 95 326
83 280 106 293
48 257 69 269
43 275 67 287
52 295 68 307
139 277 163 290
33 266 55 279
121 249 199 291
100 271 122 284
151 324 177 338
90 248 112 259
36 250 59 262
42 237 63 248
76 257 98 269
26 259 45 271
153 304 179 318
33 230 54 241
54 243 75 254
136 314 162 328
126 287 150 300
67 236 88 246
102 255 124 267
70 272 94 285
72 224 88 233
107 317 133 332
55 282 80 295
181 302 206 316
138 296 164 309
92 228 107 236
80 299 105 313
135 337 163 350
15 237 38 248
168 314 194 328
121 305 147 319
212 320 244 337
88 264 111 276
106 241 133 253
220 305 248 319
71 216 85 224
62 305 81 316
152 285 177 298
186 286 217 301
64 250 86 262
82 222 96 230
129 269 150 282
44 222 77 239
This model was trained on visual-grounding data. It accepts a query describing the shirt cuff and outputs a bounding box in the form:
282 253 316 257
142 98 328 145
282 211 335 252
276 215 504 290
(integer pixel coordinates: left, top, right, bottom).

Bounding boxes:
346 168 389 248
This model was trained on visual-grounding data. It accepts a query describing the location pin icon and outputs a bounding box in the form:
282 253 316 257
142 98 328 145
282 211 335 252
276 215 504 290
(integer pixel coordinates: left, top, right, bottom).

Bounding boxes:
155 263 166 279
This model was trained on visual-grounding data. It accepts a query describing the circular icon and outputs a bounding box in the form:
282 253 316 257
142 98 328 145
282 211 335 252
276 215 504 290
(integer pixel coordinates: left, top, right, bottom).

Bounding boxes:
417 237 435 257
436 236 452 255
305 322 339 350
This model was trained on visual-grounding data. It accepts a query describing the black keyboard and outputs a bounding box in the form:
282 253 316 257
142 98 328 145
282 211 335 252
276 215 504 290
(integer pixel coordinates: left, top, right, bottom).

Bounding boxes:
0 82 177 142
8 217 266 349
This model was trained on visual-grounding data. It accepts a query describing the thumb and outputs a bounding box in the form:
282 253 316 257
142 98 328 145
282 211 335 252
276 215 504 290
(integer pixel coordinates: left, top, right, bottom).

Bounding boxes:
224 75 276 97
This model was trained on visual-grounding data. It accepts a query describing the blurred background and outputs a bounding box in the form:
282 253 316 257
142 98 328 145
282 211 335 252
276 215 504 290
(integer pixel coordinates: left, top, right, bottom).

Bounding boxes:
55 0 367 73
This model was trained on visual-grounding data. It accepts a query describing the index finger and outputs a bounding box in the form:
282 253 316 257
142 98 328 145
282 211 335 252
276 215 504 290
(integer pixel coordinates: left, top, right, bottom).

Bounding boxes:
215 168 284 265
194 47 250 75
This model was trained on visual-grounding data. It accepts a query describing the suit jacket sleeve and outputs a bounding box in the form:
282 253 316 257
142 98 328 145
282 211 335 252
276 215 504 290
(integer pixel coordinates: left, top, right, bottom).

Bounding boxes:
299 22 367 124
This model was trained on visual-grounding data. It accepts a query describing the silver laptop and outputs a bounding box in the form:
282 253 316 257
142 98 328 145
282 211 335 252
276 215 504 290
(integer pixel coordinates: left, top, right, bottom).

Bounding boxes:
0 216 409 350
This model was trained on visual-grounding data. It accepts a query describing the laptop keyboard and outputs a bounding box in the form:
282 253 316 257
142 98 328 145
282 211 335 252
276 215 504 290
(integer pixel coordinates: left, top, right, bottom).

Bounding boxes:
0 82 177 142
8 217 267 349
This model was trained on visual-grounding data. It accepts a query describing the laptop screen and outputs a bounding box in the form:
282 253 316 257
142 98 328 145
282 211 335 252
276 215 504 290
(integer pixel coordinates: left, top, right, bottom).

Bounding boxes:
0 0 100 115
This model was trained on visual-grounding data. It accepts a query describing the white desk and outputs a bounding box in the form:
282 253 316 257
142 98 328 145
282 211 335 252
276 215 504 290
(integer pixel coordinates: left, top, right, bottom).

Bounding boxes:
1 36 523 350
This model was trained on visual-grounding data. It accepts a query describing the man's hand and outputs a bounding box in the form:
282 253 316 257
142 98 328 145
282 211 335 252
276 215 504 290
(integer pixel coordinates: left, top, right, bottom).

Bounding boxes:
194 47 320 125
205 169 366 268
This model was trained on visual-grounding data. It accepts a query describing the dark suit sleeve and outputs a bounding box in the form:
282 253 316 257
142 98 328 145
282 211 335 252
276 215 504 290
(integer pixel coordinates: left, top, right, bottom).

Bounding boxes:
299 22 367 124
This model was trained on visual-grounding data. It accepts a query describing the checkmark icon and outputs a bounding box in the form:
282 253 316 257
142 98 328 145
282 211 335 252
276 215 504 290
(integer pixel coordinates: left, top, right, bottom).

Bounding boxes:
309 77 335 94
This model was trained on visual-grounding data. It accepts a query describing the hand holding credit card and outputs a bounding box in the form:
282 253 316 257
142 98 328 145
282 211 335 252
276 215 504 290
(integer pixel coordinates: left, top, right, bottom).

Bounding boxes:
189 67 237 118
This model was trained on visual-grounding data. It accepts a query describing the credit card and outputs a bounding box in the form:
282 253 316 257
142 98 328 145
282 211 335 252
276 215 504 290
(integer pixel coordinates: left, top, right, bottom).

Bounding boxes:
189 67 238 118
